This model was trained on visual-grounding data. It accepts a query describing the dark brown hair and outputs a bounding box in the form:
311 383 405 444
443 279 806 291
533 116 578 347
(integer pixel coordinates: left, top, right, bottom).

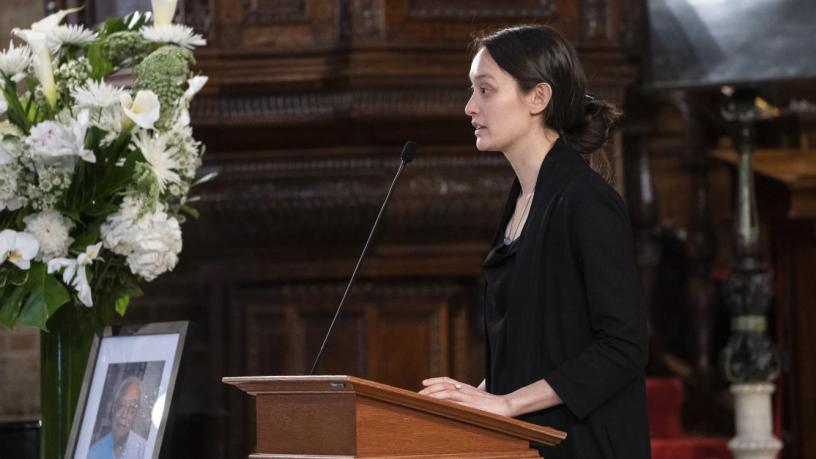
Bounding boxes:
474 25 621 183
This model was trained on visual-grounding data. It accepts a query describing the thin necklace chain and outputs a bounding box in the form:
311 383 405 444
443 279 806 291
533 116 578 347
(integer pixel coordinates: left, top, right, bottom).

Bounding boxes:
504 191 534 245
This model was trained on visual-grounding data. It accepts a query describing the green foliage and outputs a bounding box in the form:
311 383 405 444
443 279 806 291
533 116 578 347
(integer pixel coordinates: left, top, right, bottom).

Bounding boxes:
134 46 194 128
101 31 154 69
0 263 70 330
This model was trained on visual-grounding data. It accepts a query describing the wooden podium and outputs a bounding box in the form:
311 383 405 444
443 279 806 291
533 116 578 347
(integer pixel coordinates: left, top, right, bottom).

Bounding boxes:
223 375 566 458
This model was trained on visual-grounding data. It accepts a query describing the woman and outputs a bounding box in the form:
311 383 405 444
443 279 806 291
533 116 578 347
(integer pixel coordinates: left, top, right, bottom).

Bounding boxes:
419 25 651 458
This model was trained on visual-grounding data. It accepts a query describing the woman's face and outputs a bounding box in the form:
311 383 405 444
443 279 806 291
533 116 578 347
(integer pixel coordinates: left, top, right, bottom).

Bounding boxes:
465 48 541 152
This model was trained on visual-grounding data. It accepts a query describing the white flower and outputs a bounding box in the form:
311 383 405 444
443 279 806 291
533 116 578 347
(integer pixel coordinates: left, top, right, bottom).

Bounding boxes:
95 107 127 146
72 80 126 109
12 29 56 108
0 165 25 211
48 24 97 53
151 0 178 27
132 130 180 192
26 110 95 166
140 24 206 50
0 92 6 116
0 137 20 165
120 90 160 130
183 76 208 100
47 242 101 307
23 210 75 262
0 229 39 270
100 197 182 281
30 6 83 35
0 41 31 83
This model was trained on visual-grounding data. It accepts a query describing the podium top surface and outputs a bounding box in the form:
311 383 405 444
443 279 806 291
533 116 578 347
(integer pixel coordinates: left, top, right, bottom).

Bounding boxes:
223 374 566 447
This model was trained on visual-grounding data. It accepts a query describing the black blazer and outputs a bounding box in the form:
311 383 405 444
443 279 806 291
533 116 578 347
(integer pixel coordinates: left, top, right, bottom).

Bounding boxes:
484 138 651 459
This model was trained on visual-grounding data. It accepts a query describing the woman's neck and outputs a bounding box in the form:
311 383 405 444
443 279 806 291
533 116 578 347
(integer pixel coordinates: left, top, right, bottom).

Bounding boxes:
503 127 560 196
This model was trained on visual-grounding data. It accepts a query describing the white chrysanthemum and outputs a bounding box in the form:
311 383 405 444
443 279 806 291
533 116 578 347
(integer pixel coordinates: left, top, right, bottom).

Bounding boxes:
72 80 126 108
140 24 206 49
26 110 95 167
23 210 75 262
0 41 31 82
100 197 182 281
47 24 97 53
95 106 127 146
132 130 180 192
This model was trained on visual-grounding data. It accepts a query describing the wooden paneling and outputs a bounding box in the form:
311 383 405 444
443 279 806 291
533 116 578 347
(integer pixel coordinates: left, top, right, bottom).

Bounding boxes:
236 282 471 391
80 0 641 457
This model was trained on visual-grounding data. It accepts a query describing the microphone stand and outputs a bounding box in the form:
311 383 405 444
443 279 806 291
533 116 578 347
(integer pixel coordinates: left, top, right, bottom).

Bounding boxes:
309 142 416 375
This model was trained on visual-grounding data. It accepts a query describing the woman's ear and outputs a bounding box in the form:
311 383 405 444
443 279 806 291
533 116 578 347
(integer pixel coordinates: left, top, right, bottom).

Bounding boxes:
528 82 552 116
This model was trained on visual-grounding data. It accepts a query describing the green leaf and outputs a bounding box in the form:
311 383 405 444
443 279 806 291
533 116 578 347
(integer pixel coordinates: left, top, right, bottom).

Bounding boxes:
17 289 47 329
181 204 200 220
99 17 128 36
42 270 70 317
123 11 152 31
114 295 130 316
87 42 113 79
8 268 28 287
17 264 70 330
0 286 26 328
70 228 100 252
86 201 119 217
0 269 9 289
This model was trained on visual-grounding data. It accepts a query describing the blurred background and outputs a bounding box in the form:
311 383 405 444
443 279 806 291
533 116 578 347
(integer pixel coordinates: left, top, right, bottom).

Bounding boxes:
1 0 815 458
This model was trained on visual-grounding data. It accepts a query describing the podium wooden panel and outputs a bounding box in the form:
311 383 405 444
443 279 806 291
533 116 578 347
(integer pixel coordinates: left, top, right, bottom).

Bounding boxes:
223 375 566 458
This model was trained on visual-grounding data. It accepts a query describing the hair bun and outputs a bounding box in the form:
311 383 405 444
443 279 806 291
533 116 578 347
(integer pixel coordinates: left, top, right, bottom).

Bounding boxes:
562 97 622 183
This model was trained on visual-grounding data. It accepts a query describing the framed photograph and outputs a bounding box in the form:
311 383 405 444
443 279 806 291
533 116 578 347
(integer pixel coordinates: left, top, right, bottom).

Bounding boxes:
65 322 188 459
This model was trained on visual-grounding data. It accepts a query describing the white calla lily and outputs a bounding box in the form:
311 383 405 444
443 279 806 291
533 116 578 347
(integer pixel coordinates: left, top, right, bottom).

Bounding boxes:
31 6 84 35
12 29 57 109
151 0 178 26
0 229 39 270
120 90 161 130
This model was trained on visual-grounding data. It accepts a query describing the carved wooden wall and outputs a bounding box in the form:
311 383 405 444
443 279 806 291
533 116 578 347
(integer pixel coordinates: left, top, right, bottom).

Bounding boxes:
65 0 640 457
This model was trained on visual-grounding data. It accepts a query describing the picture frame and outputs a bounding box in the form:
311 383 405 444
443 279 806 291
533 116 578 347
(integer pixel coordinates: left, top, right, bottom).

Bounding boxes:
65 322 188 459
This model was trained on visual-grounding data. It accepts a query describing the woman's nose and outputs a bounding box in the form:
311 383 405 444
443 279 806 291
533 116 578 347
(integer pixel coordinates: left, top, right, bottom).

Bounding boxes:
464 94 477 116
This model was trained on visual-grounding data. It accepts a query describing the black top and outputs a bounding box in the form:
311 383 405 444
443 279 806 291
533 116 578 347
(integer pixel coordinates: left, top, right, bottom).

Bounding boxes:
482 137 651 459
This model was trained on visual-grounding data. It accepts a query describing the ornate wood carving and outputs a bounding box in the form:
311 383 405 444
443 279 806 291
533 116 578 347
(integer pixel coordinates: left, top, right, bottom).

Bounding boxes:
180 0 212 39
240 0 307 24
107 1 638 457
191 87 471 124
407 0 553 19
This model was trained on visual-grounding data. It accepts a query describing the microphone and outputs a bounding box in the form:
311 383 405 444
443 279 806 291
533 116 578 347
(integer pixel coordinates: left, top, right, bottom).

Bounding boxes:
308 141 418 375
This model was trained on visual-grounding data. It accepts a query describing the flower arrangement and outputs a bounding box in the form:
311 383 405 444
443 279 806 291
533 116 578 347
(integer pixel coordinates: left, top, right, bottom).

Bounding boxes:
0 0 211 330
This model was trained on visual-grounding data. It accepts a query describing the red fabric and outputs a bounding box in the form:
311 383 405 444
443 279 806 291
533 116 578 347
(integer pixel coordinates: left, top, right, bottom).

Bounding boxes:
651 437 730 459
647 378 685 438
646 378 732 458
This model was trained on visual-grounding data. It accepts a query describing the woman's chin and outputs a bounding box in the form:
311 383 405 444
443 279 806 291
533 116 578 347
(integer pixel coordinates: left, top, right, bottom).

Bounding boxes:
475 139 494 151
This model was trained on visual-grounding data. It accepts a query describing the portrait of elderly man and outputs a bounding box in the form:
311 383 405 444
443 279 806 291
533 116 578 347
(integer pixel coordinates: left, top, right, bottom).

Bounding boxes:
87 376 148 459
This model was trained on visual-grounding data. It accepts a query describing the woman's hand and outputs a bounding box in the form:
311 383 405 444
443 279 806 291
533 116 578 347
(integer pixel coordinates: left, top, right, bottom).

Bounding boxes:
418 376 514 417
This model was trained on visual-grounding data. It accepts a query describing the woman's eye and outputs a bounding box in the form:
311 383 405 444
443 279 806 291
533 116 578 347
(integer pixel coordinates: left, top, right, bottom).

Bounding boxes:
468 85 490 95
